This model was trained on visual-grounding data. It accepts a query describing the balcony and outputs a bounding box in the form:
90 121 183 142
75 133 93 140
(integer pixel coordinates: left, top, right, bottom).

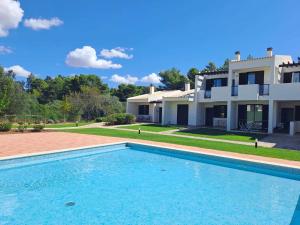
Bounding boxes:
231 86 238 96
259 84 270 96
270 83 300 100
231 84 270 100
204 90 211 98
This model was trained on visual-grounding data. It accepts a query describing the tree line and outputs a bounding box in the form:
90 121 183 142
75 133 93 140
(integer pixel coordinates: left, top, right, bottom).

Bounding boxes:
0 60 228 122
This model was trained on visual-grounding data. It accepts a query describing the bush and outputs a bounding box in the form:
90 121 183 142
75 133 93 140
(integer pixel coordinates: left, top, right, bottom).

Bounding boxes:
18 122 28 132
47 119 55 124
95 117 104 122
0 120 12 132
105 113 135 126
32 124 44 132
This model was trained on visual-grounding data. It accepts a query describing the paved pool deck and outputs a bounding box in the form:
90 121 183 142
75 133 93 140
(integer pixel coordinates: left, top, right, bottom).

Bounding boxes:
1 132 300 169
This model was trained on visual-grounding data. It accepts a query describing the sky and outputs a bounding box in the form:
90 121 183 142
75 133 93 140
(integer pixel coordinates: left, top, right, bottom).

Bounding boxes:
0 0 300 87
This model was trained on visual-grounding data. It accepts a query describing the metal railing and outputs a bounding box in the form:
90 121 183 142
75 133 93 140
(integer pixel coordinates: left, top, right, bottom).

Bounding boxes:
231 86 238 96
204 90 211 98
259 84 269 96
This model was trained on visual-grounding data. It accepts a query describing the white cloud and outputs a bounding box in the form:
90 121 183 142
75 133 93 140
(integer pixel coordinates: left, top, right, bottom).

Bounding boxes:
0 0 24 37
4 65 31 77
24 17 63 30
141 73 161 84
100 47 133 59
65 46 122 69
110 74 138 85
0 45 12 54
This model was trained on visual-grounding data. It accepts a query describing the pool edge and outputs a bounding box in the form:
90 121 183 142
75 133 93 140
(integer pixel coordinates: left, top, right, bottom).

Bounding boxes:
1 140 300 170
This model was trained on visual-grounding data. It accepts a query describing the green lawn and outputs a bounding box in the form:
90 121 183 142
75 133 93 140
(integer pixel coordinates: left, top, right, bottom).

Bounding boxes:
119 124 184 132
176 128 267 143
63 128 300 162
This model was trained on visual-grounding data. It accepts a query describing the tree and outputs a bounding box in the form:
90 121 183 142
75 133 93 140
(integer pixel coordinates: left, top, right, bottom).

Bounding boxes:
0 67 14 116
201 62 217 73
219 58 230 71
187 67 199 89
111 84 148 102
60 96 71 122
159 68 188 90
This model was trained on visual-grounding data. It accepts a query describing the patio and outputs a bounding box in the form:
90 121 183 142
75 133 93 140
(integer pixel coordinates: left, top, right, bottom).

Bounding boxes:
1 131 300 169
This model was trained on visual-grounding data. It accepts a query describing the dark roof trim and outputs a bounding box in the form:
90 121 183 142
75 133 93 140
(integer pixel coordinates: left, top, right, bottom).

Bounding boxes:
196 70 229 76
149 100 162 104
279 61 300 68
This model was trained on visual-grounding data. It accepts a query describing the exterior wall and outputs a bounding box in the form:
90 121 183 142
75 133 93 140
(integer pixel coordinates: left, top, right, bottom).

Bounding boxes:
126 102 156 123
162 101 194 125
270 83 300 101
128 54 299 134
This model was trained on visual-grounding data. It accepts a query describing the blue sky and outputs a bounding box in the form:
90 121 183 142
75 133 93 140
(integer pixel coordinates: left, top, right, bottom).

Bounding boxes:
0 0 300 87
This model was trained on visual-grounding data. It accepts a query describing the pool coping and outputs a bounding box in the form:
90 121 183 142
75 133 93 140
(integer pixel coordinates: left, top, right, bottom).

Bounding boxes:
1 140 300 170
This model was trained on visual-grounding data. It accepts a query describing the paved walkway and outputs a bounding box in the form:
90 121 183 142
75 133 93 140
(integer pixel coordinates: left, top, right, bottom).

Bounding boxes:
1 132 300 168
261 133 300 150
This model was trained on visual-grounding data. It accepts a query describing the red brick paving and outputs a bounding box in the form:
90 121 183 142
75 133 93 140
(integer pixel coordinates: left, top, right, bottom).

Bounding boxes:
1 131 300 168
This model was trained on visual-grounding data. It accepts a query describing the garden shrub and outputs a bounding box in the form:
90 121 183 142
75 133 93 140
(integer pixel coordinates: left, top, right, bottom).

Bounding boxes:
18 122 28 132
105 113 135 125
0 120 12 132
47 119 55 124
95 117 104 122
32 124 45 132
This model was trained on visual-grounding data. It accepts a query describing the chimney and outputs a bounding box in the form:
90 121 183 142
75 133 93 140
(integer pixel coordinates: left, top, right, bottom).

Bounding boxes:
185 82 190 91
235 51 241 61
267 47 273 57
149 84 155 94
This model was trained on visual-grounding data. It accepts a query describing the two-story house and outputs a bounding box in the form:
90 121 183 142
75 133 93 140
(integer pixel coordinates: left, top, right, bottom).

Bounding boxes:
126 48 300 135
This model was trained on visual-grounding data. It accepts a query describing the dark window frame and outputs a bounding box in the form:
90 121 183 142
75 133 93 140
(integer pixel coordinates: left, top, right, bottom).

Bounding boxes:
138 105 149 115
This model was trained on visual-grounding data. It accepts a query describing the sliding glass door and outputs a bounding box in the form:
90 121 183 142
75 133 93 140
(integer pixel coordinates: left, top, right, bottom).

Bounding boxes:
238 104 268 131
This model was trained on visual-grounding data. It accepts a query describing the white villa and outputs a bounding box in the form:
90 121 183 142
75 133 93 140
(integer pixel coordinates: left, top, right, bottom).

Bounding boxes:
126 48 300 135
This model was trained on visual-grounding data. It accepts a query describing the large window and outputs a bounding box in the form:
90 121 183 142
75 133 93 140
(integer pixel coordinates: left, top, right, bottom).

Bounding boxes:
138 105 149 115
247 73 256 84
239 71 264 85
293 72 300 83
239 104 268 131
213 105 227 118
205 78 227 90
213 79 222 87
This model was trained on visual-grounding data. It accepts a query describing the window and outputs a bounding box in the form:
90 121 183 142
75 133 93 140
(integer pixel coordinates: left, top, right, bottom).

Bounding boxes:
213 105 227 118
283 73 292 83
213 79 222 87
296 106 300 121
247 73 256 84
292 72 300 83
138 105 149 115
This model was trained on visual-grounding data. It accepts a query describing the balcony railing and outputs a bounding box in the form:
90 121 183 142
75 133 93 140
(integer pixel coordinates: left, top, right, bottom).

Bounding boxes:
231 86 238 96
204 90 211 98
259 84 269 96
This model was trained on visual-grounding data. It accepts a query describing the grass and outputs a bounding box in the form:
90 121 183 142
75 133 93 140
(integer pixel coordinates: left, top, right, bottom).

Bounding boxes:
119 124 184 132
12 122 92 129
176 128 267 143
64 128 300 162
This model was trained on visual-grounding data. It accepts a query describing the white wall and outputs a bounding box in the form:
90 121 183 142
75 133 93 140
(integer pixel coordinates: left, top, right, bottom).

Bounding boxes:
126 102 156 122
162 101 194 125
270 83 300 101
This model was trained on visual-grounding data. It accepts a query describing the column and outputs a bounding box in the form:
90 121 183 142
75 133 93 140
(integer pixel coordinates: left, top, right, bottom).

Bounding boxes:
227 101 232 131
268 100 274 134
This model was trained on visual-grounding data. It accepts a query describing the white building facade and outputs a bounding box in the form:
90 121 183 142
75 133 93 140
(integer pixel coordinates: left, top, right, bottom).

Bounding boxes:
127 48 300 134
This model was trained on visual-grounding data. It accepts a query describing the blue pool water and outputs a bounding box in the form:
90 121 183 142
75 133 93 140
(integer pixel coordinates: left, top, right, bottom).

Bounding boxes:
1 143 300 225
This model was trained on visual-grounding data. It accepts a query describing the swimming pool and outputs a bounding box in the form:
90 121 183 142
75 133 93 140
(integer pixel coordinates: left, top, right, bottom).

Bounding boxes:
0 143 300 225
